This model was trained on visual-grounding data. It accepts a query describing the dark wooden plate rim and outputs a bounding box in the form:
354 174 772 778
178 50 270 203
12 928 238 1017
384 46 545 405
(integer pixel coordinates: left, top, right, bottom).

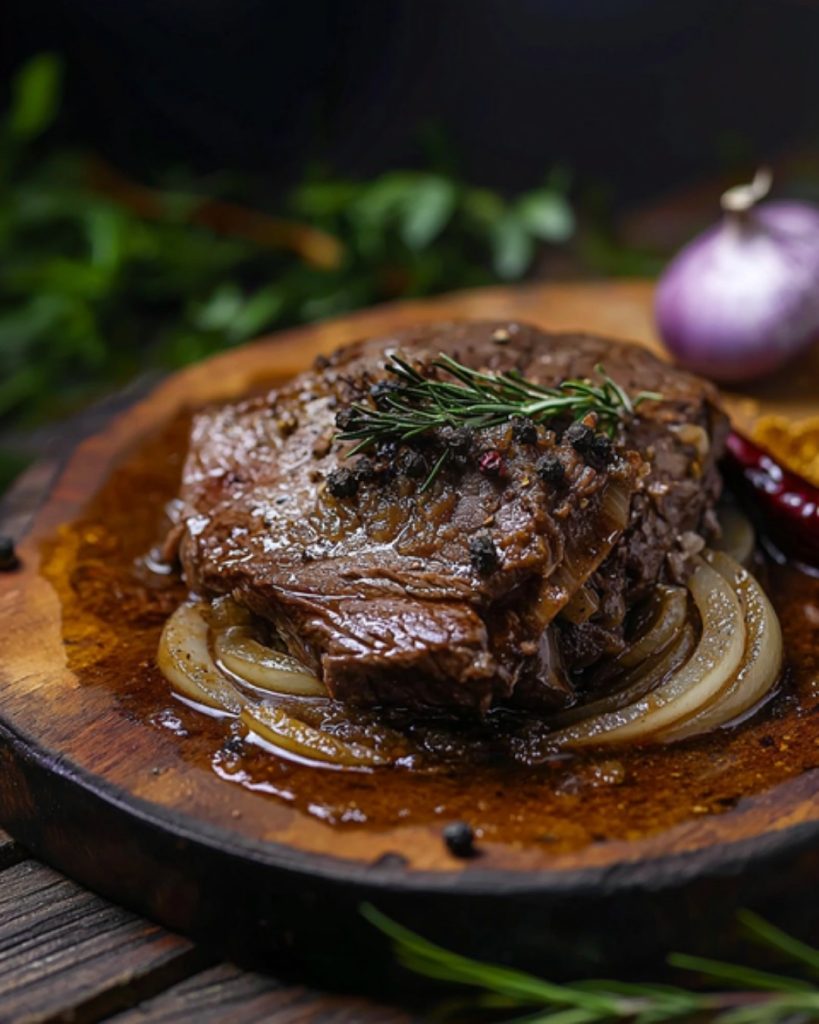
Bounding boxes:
4 540 818 901
3 283 818 908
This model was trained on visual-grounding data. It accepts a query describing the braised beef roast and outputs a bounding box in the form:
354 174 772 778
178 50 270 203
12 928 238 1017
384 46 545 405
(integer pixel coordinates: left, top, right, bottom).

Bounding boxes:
170 321 728 714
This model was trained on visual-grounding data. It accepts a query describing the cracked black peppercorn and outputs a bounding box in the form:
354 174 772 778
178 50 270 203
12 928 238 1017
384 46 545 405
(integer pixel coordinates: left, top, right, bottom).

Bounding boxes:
222 735 244 756
511 417 538 444
440 425 473 454
564 421 595 453
335 407 356 431
353 456 377 481
370 380 400 409
469 533 499 575
590 433 613 463
443 820 476 857
536 454 565 484
0 536 18 571
401 449 428 479
478 449 506 478
376 439 399 461
326 468 359 498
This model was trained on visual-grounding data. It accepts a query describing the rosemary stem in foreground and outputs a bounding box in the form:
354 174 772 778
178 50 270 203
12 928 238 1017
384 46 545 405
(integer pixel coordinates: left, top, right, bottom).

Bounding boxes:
361 904 819 1024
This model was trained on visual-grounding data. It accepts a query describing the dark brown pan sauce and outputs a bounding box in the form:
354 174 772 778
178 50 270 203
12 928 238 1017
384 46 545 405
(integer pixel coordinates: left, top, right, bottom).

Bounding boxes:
42 411 819 853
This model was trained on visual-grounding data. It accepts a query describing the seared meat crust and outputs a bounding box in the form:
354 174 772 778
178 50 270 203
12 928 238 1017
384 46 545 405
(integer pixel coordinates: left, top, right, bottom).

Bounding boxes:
173 321 727 713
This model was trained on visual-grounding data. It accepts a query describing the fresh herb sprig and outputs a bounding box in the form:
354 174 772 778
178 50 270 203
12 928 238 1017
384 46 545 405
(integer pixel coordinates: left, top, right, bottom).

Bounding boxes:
339 354 659 451
363 905 819 1023
336 354 659 490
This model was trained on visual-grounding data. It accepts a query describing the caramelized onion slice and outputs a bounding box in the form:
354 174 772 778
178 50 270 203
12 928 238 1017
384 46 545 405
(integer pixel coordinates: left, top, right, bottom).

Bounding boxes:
552 558 746 747
157 601 243 713
617 586 688 670
660 551 782 741
550 623 696 728
208 594 253 629
550 586 690 728
214 626 326 697
241 703 388 767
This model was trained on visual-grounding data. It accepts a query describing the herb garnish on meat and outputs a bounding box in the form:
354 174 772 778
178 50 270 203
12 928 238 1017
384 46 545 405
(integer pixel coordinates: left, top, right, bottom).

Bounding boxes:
335 353 660 490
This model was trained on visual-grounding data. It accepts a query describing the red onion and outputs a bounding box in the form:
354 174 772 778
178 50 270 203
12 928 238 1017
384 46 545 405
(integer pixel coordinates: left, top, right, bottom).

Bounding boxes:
655 169 819 381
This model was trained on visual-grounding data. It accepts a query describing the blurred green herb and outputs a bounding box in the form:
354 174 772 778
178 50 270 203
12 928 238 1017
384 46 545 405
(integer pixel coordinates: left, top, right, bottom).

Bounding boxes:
363 905 819 1023
0 52 575 460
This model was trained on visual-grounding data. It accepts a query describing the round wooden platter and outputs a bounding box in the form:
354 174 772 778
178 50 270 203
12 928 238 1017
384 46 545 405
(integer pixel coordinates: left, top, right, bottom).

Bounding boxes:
1 280 818 990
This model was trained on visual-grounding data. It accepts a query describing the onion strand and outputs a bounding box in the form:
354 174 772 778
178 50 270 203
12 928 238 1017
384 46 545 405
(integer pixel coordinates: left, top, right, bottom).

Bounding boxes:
214 626 326 697
659 551 782 741
157 601 244 713
714 502 756 569
241 703 388 767
551 558 746 747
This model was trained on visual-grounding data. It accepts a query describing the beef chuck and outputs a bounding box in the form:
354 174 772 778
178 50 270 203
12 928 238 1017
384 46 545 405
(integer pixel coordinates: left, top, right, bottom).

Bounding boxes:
172 321 728 714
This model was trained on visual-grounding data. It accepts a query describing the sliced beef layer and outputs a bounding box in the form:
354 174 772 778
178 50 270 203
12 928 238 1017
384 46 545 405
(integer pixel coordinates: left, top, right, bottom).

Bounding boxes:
172 321 728 714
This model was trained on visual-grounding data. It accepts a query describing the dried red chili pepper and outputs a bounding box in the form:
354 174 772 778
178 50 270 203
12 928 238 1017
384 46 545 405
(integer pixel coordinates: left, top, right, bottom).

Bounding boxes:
723 431 819 567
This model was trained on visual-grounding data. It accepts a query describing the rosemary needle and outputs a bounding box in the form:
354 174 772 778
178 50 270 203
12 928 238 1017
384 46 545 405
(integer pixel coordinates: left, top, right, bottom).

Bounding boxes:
362 904 819 1024
336 353 660 491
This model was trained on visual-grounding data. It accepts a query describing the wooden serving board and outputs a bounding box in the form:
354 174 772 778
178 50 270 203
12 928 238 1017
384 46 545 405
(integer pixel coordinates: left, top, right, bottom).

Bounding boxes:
1 280 818 990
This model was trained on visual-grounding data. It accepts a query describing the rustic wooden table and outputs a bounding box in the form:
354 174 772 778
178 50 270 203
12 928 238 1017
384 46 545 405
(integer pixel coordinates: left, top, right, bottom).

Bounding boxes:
0 827 411 1023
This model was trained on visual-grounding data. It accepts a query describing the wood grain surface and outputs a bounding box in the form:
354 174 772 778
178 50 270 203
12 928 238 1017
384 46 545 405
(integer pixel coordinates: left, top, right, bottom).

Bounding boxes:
108 963 411 1024
0 281 817 988
0 839 413 1023
0 861 204 1023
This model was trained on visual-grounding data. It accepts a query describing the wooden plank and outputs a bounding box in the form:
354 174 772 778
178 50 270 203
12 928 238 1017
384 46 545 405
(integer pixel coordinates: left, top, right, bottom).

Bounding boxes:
107 963 413 1024
0 860 209 1024
0 828 24 870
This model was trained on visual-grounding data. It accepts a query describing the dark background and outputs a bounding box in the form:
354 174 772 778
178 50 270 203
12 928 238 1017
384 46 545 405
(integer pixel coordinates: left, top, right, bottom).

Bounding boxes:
3 0 819 206
1 0 818 492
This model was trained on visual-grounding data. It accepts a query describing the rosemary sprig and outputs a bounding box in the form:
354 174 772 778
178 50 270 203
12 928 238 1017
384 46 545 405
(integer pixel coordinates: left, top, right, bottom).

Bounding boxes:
336 353 660 491
362 904 819 1023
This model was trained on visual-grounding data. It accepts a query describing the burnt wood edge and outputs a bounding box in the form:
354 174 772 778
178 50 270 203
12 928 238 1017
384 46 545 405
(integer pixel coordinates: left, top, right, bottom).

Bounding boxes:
0 373 161 543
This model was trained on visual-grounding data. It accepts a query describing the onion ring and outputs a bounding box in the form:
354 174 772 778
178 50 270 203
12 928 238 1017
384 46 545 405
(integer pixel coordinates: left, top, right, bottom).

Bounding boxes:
241 703 388 767
715 503 756 569
551 558 746 746
214 626 326 697
157 601 243 713
659 550 782 741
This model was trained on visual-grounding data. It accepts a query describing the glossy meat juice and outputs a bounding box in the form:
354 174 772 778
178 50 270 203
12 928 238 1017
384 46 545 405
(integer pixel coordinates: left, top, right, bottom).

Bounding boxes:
41 408 819 854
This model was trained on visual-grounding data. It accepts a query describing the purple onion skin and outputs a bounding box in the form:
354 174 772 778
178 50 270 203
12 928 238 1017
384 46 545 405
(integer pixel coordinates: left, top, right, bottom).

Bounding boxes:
656 200 819 382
